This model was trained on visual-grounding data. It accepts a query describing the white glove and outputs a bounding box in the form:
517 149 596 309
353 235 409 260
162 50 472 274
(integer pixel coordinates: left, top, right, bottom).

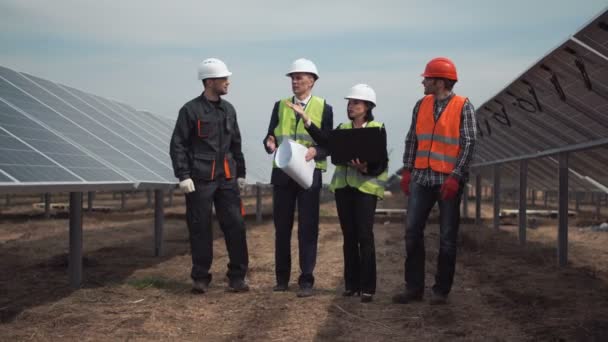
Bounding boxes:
179 178 195 193
237 178 246 192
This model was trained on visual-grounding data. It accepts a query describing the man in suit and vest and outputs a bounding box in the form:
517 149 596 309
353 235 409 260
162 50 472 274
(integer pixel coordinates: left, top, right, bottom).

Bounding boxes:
263 58 333 297
393 57 477 305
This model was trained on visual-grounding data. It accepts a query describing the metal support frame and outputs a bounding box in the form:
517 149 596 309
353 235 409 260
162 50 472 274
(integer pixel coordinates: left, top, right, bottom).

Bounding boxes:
558 152 569 267
493 165 501 230
69 192 83 289
146 190 152 208
120 192 126 210
87 191 94 212
519 160 528 245
44 193 51 218
154 189 164 257
475 174 481 225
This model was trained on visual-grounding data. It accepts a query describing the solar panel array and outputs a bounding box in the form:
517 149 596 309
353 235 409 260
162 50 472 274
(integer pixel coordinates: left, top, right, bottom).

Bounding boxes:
472 8 608 192
0 65 176 193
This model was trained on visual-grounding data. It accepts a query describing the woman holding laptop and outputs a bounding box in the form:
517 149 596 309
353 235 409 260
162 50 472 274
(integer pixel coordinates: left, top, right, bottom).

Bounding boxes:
287 84 388 302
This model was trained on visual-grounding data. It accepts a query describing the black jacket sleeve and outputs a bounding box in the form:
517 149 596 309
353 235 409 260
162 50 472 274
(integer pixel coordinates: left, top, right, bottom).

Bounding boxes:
314 103 333 161
230 111 246 178
304 122 329 147
263 101 280 154
169 106 193 181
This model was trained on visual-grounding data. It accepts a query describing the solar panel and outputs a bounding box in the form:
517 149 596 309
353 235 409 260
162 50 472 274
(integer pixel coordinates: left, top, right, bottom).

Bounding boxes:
0 129 83 183
0 66 168 183
19 72 175 182
113 102 172 140
0 96 128 182
472 8 608 193
574 9 608 57
82 93 170 152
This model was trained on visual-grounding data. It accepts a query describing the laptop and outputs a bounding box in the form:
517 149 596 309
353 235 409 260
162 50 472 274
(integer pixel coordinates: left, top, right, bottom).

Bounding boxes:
328 127 387 164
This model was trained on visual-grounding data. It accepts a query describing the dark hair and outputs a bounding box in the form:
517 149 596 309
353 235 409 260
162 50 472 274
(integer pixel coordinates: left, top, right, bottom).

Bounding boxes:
365 102 375 122
439 78 457 91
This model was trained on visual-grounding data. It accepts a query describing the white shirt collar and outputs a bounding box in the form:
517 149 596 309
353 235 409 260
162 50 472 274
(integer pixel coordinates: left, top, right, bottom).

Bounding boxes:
294 94 312 106
352 120 368 128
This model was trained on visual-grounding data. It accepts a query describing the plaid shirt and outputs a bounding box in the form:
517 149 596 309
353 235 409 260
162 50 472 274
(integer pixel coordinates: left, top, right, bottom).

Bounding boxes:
402 93 477 186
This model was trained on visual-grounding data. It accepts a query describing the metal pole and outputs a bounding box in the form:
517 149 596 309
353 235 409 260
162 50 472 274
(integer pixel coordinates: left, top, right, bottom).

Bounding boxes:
519 160 528 245
121 192 126 211
493 165 500 230
558 152 569 267
475 173 481 225
87 191 94 212
69 192 83 288
462 183 469 219
154 189 164 257
256 183 262 223
44 193 51 218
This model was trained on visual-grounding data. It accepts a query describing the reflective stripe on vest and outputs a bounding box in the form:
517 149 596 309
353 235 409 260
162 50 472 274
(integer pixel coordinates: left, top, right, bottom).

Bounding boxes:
329 121 388 199
273 96 327 171
414 95 466 174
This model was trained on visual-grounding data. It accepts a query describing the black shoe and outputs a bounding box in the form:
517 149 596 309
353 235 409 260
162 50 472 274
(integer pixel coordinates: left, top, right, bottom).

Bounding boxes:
227 279 250 293
429 291 448 305
342 290 360 297
392 290 423 304
273 283 288 292
192 280 209 294
297 286 314 298
361 293 373 303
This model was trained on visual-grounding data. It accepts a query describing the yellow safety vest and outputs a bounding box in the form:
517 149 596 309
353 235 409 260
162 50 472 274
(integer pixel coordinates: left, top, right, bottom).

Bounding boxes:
329 121 388 198
273 96 327 171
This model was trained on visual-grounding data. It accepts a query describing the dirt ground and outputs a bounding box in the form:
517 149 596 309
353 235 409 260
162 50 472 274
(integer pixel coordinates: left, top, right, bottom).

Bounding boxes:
2 192 608 341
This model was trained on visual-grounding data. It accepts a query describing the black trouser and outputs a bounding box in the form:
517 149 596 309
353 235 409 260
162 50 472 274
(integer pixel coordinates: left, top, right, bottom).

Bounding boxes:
335 187 378 294
185 177 248 283
273 174 321 287
405 181 463 296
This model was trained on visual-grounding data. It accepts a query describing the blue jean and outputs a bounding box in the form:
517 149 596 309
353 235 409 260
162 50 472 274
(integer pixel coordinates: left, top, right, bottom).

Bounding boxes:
405 180 463 295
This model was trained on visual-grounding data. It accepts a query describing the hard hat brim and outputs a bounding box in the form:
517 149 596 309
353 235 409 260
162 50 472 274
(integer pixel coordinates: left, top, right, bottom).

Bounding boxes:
286 71 319 79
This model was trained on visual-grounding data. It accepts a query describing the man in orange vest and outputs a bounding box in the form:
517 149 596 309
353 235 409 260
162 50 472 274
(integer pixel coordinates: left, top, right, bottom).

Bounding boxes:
393 57 476 305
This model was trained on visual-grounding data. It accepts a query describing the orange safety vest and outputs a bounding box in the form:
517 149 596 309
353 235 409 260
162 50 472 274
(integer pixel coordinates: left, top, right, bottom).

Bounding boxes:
414 95 466 174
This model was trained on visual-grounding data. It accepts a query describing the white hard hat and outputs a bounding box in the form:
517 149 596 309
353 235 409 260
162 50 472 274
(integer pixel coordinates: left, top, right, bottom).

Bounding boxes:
345 84 376 107
286 58 319 79
197 58 232 80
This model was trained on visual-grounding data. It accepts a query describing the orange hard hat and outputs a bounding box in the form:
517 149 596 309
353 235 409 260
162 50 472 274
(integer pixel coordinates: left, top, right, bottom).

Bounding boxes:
421 57 458 81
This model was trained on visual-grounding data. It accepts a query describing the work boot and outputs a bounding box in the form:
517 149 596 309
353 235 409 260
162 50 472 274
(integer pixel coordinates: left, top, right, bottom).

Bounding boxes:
296 285 313 298
273 283 288 292
429 291 448 305
391 290 423 304
361 293 373 303
342 289 360 297
227 279 250 293
192 280 209 294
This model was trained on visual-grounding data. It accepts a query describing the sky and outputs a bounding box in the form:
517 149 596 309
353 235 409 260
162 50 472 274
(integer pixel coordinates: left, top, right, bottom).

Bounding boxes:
1 0 606 182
